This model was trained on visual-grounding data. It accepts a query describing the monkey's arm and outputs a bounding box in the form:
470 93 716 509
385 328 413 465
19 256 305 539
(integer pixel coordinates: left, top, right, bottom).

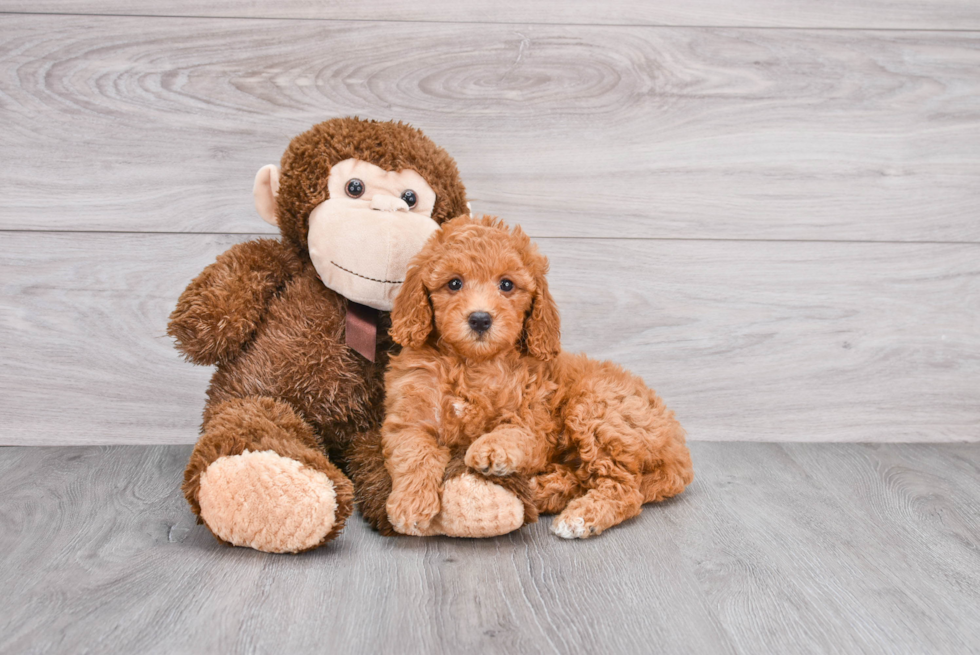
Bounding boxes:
168 238 299 366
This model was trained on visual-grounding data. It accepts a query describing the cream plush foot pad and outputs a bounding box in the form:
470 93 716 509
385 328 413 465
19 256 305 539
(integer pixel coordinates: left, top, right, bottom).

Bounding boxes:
434 473 524 538
198 450 337 553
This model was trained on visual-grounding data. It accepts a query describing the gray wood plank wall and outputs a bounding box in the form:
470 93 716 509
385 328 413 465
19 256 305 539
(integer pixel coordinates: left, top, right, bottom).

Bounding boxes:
3 0 980 30
1 5 978 445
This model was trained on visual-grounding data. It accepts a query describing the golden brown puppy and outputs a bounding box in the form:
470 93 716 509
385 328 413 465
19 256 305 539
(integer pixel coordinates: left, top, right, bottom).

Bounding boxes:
382 216 694 538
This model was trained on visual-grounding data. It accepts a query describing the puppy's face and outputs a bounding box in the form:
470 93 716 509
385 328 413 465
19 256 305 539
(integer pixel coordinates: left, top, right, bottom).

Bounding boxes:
391 216 561 362
426 239 535 360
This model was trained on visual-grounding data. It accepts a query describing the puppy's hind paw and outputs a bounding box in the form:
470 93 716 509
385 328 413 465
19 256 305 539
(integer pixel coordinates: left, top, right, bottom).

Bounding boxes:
551 515 594 539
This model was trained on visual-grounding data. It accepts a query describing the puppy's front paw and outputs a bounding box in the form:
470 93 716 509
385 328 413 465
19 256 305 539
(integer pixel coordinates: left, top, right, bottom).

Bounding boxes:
386 482 441 536
465 431 526 477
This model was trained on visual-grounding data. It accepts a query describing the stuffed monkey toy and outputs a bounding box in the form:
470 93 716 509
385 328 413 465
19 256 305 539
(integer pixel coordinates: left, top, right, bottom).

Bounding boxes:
169 118 526 553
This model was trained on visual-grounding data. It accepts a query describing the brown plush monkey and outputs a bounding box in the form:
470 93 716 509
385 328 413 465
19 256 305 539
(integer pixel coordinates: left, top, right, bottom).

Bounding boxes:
169 118 525 553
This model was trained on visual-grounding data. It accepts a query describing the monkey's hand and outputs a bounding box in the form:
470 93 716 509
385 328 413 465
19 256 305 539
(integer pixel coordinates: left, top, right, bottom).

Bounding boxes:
168 238 298 365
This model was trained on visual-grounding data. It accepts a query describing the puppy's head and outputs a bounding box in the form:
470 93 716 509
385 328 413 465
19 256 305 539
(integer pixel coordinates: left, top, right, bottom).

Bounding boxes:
390 215 561 361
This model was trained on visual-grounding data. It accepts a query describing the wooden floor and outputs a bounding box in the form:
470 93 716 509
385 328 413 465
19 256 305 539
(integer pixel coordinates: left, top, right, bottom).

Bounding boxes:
2 442 979 655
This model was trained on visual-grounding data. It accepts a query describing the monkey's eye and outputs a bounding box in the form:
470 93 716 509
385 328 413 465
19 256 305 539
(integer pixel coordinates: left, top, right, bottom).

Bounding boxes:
448 278 463 292
401 190 418 208
346 179 365 198
499 279 514 292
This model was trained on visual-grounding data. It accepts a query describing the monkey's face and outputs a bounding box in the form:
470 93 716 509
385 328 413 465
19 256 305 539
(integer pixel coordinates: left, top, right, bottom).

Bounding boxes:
255 158 441 310
308 159 441 310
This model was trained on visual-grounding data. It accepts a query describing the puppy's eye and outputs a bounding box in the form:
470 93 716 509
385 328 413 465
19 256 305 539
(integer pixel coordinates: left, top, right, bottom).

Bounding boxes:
447 278 463 292
401 190 418 208
499 279 514 292
345 179 365 198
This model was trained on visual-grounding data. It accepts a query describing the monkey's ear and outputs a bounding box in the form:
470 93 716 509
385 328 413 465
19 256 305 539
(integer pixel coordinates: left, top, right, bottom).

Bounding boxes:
523 273 562 361
253 164 280 226
390 263 433 349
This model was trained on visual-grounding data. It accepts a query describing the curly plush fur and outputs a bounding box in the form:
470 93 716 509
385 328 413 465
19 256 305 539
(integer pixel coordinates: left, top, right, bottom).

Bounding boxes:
169 118 470 552
375 216 695 538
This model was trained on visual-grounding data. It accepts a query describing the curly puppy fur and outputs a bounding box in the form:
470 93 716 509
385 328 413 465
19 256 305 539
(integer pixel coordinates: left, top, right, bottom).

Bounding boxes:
381 216 694 538
168 118 468 551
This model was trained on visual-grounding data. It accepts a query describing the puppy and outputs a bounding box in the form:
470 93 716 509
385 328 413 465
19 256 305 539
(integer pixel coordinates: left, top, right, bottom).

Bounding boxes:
382 216 693 538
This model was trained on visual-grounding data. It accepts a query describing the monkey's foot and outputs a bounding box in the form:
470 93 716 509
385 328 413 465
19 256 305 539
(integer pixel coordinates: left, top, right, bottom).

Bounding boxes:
432 472 525 538
198 450 338 553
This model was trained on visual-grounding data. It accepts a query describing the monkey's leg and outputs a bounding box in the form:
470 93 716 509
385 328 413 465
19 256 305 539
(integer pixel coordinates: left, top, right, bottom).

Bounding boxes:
183 396 352 553
348 433 528 538
347 429 398 536
433 456 534 538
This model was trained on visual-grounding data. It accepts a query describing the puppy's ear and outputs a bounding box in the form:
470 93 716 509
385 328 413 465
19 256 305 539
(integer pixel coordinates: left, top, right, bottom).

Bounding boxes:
523 270 561 361
390 262 433 349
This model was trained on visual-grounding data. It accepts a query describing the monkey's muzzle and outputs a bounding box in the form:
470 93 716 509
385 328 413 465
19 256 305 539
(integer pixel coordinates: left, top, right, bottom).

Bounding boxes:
307 201 440 311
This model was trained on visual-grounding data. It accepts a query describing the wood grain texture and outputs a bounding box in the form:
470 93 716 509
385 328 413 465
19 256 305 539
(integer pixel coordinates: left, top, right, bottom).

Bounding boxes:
2 15 980 241
1 442 978 654
2 232 977 445
3 0 980 30
676 442 980 653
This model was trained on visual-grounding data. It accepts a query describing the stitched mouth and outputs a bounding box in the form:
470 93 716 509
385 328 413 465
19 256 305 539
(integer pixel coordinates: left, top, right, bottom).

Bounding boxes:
330 261 403 285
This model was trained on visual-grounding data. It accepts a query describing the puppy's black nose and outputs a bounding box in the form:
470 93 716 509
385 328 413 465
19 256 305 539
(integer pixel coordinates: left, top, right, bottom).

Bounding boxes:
468 311 493 334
